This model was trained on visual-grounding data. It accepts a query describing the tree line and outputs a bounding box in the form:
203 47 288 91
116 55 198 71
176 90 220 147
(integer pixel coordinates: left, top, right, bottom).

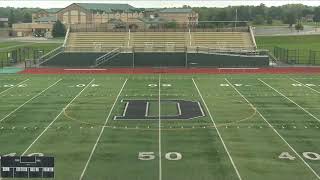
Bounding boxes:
192 4 320 27
1 4 320 28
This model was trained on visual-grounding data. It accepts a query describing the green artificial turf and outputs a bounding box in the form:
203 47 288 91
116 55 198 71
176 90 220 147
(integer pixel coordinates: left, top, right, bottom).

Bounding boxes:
0 74 320 180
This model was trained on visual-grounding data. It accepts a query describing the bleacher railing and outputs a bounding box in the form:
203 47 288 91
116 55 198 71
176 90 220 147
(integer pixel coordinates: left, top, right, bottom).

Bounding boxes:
37 46 64 65
64 45 267 55
95 47 122 66
64 45 131 53
63 26 70 47
188 46 269 56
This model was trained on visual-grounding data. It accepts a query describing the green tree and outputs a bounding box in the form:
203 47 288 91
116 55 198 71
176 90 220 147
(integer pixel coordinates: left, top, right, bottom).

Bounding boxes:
22 12 31 23
8 9 15 27
253 15 265 25
266 16 273 24
52 20 66 37
165 21 177 28
284 13 296 27
314 7 320 23
295 21 304 31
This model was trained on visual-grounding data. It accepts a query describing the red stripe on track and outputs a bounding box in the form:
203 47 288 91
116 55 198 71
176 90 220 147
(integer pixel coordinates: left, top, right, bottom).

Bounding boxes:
19 67 320 74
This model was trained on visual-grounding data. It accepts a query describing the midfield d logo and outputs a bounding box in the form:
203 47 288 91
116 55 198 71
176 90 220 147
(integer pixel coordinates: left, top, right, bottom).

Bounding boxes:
114 100 205 120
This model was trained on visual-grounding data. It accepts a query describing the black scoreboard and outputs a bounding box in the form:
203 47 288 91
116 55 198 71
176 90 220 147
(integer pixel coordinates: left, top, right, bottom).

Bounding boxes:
0 156 54 178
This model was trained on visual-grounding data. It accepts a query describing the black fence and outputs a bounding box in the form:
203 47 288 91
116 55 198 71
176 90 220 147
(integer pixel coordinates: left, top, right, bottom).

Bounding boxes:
274 46 320 65
0 47 51 68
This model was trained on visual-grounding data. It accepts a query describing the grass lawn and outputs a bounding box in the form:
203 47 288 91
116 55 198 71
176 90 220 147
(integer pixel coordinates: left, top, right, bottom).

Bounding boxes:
0 41 32 49
1 74 320 180
256 35 320 51
256 35 320 64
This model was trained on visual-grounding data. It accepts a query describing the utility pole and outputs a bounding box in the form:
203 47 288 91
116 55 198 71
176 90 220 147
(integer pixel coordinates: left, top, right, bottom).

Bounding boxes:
235 8 238 29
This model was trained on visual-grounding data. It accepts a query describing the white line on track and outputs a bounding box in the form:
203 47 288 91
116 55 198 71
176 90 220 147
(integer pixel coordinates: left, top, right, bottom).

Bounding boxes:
22 79 95 156
79 79 127 180
225 78 320 179
290 78 320 94
0 79 62 123
0 79 29 95
192 78 242 180
258 78 320 123
158 74 162 180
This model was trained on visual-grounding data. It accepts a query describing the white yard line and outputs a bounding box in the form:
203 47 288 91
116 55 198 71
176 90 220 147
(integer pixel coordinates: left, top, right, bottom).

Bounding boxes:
79 79 127 180
258 78 320 123
192 78 242 180
158 75 162 180
225 78 320 179
0 79 62 123
290 78 320 94
0 79 29 95
22 79 95 156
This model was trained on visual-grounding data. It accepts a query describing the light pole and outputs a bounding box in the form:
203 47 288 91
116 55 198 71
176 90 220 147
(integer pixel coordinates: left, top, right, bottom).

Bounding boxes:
235 8 238 29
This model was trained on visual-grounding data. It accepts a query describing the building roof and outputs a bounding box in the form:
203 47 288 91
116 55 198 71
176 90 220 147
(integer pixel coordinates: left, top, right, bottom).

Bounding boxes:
159 8 193 13
45 8 61 13
75 3 135 13
34 16 57 23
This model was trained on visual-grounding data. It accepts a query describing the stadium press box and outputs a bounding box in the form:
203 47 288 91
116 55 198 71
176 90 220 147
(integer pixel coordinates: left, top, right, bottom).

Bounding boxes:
0 156 54 178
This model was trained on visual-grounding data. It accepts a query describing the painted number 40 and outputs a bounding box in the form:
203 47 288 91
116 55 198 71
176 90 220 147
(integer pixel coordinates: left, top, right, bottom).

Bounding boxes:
138 152 182 161
279 152 320 160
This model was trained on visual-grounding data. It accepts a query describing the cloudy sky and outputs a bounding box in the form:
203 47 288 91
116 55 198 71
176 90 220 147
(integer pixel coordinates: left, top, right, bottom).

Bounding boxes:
0 0 320 8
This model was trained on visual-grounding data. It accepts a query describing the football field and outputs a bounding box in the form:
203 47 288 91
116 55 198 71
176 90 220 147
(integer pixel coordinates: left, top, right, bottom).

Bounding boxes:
1 74 320 180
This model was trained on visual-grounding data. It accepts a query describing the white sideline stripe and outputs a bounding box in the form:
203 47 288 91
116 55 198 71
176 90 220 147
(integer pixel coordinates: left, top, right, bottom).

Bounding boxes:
122 102 129 116
158 75 162 180
79 79 127 180
0 79 29 95
0 79 62 123
225 78 320 179
197 101 205 116
145 102 149 117
218 68 259 70
22 79 95 156
192 78 242 180
177 102 182 115
290 78 320 94
258 79 320 123
64 69 106 71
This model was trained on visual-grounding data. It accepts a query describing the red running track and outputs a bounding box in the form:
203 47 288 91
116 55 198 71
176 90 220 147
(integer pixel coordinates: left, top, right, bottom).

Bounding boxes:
19 67 320 74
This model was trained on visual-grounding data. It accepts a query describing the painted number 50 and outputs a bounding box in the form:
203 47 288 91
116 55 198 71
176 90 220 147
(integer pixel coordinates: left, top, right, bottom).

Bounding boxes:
138 152 182 161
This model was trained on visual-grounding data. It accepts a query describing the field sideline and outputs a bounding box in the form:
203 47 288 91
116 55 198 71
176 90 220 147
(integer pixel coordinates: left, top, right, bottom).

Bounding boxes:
1 74 320 180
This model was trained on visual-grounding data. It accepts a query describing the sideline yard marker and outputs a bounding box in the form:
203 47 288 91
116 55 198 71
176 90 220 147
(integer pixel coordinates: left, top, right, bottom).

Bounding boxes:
0 79 62 123
0 79 29 95
258 79 320 123
192 78 242 180
22 79 95 156
158 75 162 180
79 79 128 180
225 78 320 179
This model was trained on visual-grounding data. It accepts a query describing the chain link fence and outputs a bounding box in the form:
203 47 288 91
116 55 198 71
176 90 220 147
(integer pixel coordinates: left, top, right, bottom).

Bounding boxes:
273 46 320 65
0 47 51 68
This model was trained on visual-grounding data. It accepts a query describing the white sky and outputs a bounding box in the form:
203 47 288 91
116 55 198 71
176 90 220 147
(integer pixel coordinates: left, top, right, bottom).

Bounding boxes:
0 0 320 9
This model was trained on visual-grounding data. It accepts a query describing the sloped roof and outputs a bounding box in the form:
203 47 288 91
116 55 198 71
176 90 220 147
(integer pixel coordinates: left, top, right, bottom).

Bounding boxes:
159 8 193 13
43 8 61 13
34 16 57 22
75 3 135 13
